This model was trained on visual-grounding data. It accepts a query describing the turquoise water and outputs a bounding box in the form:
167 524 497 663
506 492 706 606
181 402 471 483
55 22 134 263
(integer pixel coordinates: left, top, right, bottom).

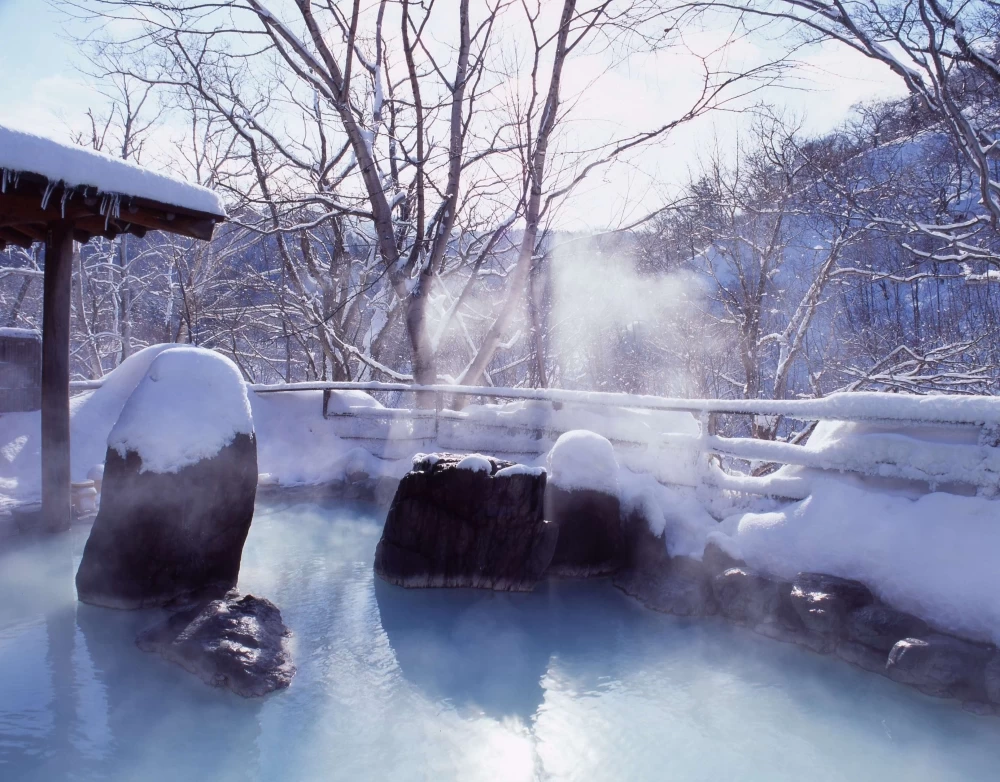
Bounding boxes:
1 499 999 781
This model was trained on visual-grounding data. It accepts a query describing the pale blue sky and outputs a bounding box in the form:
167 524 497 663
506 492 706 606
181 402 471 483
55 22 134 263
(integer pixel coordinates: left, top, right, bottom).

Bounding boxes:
0 0 905 227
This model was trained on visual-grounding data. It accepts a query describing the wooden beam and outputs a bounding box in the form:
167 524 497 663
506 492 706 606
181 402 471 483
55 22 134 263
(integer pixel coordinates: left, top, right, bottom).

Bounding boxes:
0 227 35 249
41 220 74 533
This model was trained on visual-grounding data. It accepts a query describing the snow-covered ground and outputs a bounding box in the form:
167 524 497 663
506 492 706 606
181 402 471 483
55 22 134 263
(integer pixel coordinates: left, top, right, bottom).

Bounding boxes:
1 345 999 645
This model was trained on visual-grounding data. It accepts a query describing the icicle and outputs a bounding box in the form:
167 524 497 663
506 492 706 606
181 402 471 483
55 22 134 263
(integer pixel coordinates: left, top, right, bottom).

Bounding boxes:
99 192 122 230
40 180 57 210
60 188 72 219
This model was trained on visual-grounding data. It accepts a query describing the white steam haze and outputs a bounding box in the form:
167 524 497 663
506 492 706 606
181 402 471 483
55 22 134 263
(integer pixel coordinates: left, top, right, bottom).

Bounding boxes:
550 237 714 396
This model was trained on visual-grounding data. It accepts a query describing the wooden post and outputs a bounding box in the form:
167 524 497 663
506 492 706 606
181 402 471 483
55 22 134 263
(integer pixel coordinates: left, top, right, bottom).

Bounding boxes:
41 221 74 532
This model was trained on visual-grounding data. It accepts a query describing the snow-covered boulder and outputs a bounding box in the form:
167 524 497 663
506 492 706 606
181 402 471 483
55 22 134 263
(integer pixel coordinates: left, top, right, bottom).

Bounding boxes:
76 347 258 609
136 594 294 697
545 431 624 576
374 453 557 591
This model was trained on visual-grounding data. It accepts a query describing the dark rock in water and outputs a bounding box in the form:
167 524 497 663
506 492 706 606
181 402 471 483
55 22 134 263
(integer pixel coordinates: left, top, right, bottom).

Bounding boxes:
702 538 746 577
614 514 716 615
545 485 622 576
836 639 890 674
712 568 783 625
137 594 294 697
961 700 998 717
886 634 992 699
76 432 258 609
986 654 1000 706
753 619 836 655
789 572 874 636
374 454 556 591
845 603 929 652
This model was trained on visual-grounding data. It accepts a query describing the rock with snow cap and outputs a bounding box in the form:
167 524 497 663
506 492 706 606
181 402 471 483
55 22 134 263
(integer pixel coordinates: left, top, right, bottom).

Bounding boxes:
544 431 624 576
374 453 556 591
76 347 257 609
136 594 294 697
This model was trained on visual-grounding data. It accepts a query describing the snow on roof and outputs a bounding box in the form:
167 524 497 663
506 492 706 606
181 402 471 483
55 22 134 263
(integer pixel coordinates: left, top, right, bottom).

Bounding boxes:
0 125 226 218
108 346 252 473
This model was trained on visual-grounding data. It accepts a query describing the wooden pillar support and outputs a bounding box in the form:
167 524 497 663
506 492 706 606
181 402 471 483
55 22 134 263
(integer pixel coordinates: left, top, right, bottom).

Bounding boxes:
41 221 74 532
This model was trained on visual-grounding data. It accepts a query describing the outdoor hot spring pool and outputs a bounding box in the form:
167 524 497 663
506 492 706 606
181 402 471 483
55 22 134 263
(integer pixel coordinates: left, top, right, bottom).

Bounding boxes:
2 500 999 782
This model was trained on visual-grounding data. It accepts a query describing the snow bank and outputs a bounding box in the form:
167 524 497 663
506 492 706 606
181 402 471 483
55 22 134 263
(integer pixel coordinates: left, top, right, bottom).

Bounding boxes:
251 390 407 487
618 468 718 558
721 474 1000 645
0 124 226 217
108 347 252 473
546 430 620 494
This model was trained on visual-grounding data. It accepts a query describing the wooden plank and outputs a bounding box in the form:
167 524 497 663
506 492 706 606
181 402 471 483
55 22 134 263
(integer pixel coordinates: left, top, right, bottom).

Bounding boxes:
40 220 74 532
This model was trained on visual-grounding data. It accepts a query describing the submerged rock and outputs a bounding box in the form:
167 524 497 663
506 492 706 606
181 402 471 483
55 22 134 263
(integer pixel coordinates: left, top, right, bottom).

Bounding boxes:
374 454 556 591
886 634 992 700
137 594 294 697
76 348 258 609
545 485 623 576
789 573 874 636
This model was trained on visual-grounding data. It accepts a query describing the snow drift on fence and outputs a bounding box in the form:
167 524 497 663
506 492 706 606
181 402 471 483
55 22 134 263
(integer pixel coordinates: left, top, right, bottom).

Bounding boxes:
0 124 226 217
721 472 1000 646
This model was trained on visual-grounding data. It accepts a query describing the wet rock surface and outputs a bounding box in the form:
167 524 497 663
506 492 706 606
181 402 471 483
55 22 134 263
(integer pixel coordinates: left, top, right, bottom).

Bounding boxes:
846 603 930 652
614 515 716 616
545 485 623 576
712 567 783 625
136 594 295 698
789 573 875 636
886 634 992 700
76 433 258 609
702 538 746 577
374 454 556 591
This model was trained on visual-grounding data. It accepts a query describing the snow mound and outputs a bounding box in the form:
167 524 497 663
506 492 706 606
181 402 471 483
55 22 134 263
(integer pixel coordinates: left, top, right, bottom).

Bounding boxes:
0 125 226 217
456 453 492 473
722 474 1000 645
618 468 718 558
107 347 252 473
495 464 546 478
546 430 619 494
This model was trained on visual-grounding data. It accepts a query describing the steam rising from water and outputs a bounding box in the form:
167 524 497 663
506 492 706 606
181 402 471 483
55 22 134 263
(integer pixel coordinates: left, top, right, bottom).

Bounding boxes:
550 237 713 395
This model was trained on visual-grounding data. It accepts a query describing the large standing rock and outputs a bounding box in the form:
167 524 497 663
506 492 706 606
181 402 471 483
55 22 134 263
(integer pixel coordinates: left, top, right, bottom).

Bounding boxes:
886 634 993 699
374 453 557 591
789 572 874 636
137 594 294 697
544 431 623 576
76 347 258 609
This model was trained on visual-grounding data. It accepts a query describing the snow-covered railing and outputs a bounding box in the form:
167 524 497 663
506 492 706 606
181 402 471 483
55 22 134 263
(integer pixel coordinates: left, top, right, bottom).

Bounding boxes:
250 382 1000 499
72 376 1000 498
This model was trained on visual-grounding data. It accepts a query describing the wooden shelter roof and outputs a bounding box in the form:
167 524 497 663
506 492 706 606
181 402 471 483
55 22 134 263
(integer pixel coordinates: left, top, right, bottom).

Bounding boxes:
0 125 226 249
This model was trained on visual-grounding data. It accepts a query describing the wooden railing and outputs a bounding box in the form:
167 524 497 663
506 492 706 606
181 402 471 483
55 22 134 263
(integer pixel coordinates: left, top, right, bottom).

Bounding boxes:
248 382 1000 499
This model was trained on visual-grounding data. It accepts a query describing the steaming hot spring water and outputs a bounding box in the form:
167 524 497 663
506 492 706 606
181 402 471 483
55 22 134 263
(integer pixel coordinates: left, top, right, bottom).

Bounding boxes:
2 498 999 782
